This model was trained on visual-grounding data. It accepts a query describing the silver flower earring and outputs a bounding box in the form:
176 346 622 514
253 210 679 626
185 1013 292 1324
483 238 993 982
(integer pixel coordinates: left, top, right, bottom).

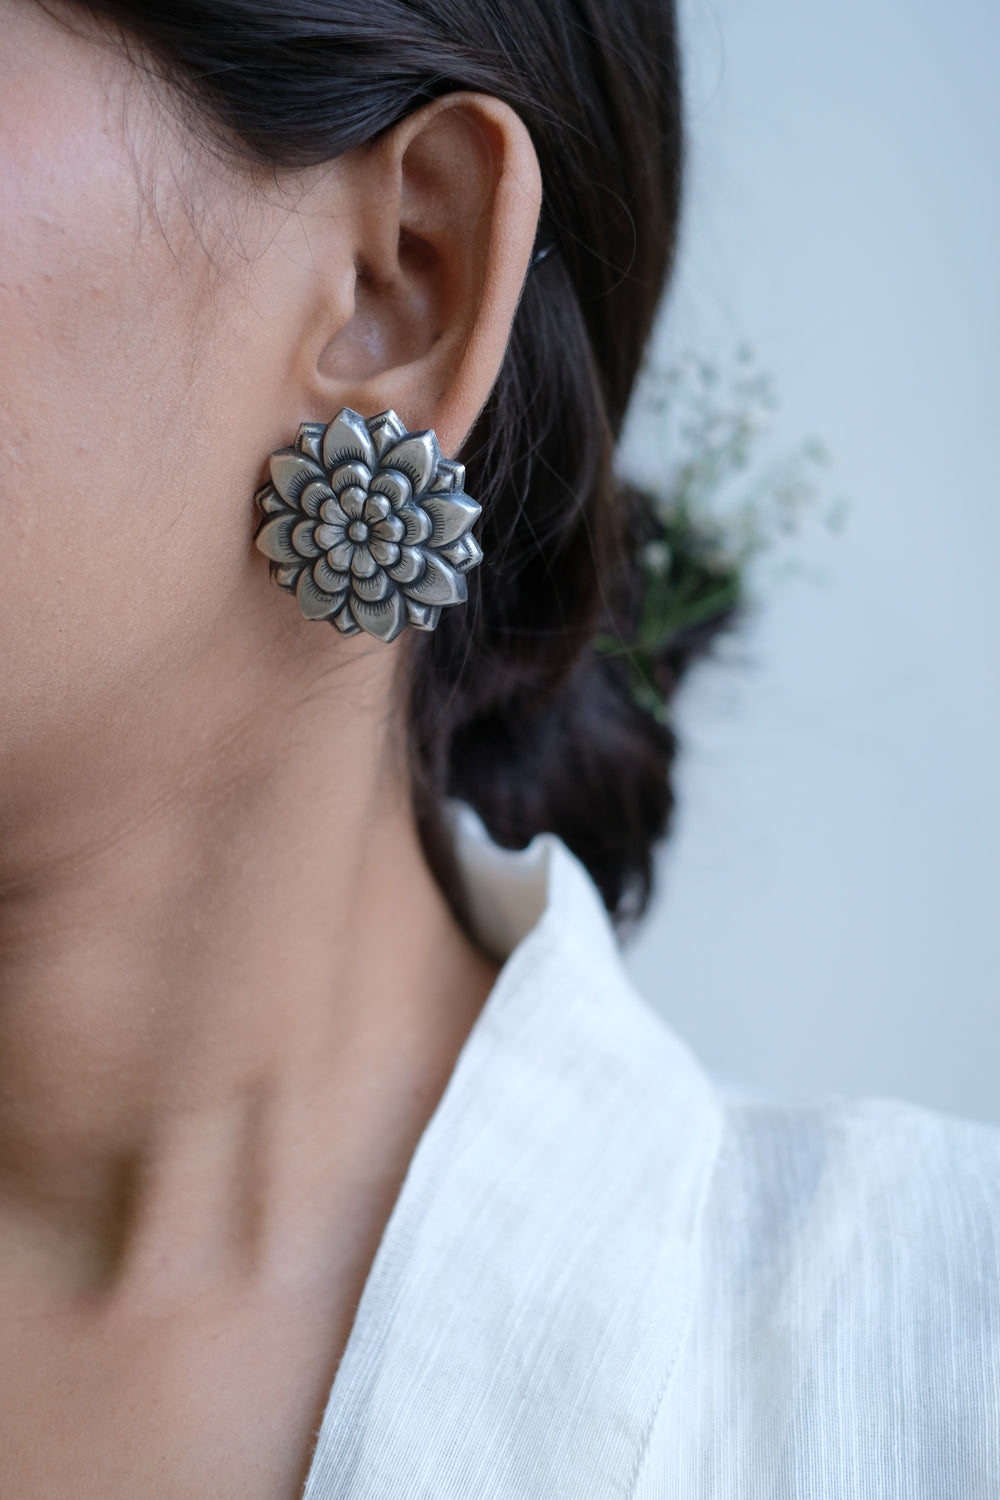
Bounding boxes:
254 408 483 643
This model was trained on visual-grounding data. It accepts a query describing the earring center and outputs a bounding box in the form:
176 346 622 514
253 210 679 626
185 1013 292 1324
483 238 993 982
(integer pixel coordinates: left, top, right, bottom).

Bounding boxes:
347 519 370 543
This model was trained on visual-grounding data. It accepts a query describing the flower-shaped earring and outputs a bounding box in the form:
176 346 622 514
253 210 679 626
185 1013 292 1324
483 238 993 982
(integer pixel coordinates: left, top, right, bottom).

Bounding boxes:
254 408 483 643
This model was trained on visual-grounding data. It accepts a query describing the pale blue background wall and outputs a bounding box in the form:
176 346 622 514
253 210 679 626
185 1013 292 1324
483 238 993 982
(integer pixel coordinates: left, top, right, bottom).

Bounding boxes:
622 0 1000 1125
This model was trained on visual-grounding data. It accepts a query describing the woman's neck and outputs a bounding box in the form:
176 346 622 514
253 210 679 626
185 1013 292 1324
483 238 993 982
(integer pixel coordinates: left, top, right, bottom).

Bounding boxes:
0 636 497 1307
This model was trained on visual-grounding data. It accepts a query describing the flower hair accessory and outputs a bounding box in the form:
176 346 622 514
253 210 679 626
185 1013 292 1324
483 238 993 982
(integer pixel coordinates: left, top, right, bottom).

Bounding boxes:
254 408 483 643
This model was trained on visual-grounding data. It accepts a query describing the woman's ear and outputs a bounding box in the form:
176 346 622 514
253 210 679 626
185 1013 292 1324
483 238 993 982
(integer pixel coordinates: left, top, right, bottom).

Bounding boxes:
307 93 542 454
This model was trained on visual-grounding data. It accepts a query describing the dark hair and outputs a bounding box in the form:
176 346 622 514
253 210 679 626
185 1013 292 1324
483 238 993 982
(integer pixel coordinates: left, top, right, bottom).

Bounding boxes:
66 0 732 930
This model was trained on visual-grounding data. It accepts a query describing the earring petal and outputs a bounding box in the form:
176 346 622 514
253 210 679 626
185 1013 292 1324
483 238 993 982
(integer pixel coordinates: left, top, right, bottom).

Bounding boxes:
404 598 442 631
255 514 300 566
255 482 286 518
291 520 322 559
313 555 349 594
400 505 433 546
402 551 466 607
368 469 411 512
367 410 406 458
352 567 391 601
421 493 481 546
379 430 441 496
430 458 466 494
364 493 392 524
296 568 339 621
350 545 378 579
371 513 406 544
300 480 334 519
329 460 372 496
338 486 367 521
315 521 345 550
439 533 484 574
295 423 326 465
351 592 407 643
322 409 376 474
386 545 425 585
270 450 327 509
272 563 301 590
332 600 363 636
369 538 401 568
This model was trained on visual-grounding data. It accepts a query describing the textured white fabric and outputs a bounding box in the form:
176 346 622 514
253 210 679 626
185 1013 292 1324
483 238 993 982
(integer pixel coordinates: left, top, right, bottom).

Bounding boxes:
301 804 1000 1498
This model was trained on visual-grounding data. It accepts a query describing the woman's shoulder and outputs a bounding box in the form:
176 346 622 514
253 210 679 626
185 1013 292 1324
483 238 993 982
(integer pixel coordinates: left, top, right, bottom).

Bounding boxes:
637 1086 1000 1497
697 1084 1000 1349
709 1083 1000 1243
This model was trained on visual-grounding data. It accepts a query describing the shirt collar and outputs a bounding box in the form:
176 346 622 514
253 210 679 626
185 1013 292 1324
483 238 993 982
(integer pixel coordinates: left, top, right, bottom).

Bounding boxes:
303 803 722 1498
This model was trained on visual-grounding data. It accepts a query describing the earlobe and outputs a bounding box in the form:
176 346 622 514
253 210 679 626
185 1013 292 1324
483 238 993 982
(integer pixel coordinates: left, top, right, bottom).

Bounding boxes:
313 93 543 456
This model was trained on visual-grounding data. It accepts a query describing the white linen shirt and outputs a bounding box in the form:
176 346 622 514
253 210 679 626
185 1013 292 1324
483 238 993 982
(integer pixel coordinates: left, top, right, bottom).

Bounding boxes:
301 804 1000 1498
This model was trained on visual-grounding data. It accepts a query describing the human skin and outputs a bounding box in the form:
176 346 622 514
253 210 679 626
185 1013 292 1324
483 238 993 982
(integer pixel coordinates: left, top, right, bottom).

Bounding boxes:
0 1 541 1493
